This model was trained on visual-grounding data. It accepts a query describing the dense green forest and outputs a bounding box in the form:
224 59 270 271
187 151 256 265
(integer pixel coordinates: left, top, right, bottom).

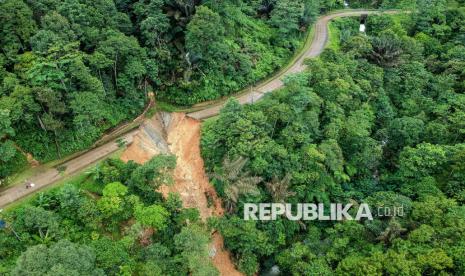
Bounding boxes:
202 1 465 275
0 155 223 275
2 0 465 275
0 0 412 182
0 0 324 180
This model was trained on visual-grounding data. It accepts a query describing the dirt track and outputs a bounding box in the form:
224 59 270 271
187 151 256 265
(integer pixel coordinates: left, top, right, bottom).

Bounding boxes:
187 10 397 120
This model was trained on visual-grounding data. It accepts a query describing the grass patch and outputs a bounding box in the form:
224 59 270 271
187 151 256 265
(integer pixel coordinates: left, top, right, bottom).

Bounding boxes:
155 101 181 113
203 116 219 124
328 22 341 50
145 105 159 118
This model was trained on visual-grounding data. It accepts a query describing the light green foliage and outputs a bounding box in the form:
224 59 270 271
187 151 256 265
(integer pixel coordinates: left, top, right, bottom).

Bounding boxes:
186 6 225 60
0 154 216 275
0 0 325 177
399 143 447 178
134 204 169 230
0 0 148 170
174 224 219 276
97 182 131 222
162 0 317 105
90 155 176 204
2 1 465 275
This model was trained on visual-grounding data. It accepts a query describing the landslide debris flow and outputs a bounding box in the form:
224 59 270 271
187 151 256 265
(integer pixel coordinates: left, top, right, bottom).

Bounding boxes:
121 112 242 276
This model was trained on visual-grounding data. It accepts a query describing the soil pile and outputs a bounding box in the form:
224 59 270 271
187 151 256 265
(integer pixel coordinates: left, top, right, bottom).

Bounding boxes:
120 112 242 276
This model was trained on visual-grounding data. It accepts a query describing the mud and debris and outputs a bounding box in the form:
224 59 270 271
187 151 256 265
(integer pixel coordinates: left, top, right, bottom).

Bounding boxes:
120 112 170 163
120 112 242 276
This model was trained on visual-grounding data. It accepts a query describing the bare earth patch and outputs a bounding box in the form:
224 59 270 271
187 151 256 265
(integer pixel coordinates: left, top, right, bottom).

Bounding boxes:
120 112 170 163
120 112 242 276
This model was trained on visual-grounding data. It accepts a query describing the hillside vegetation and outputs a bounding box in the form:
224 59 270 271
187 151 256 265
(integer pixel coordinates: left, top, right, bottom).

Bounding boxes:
0 155 224 275
0 0 358 181
2 0 465 275
202 1 465 274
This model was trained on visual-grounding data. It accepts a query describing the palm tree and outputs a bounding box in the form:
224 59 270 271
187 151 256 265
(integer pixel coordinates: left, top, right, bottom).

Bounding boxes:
369 32 404 67
212 157 262 213
376 218 407 244
265 174 295 203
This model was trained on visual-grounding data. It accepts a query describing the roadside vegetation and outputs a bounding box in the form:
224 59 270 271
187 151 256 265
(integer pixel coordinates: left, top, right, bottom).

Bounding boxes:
202 1 465 274
0 155 220 275
0 0 413 183
2 0 464 275
0 0 333 182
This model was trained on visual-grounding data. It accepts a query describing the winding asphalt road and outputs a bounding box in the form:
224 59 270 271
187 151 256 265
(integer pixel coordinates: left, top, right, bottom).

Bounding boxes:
187 9 398 120
0 9 397 208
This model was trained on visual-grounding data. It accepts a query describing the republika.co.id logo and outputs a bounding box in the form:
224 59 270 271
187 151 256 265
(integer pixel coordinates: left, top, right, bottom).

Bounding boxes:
244 203 404 221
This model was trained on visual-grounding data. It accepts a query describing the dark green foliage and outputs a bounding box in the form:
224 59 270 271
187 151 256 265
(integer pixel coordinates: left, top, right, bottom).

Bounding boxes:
161 1 315 105
0 0 148 178
0 0 329 178
0 155 218 275
12 239 104 276
2 0 465 275
90 154 176 203
91 237 133 275
202 7 465 275
174 224 219 276
0 0 36 60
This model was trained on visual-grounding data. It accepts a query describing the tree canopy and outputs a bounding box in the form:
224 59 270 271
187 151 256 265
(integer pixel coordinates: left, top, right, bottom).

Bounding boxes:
202 3 465 274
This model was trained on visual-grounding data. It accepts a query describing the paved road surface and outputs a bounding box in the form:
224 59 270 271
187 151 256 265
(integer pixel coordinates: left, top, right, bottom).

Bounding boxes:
0 131 136 208
187 10 397 120
0 9 397 208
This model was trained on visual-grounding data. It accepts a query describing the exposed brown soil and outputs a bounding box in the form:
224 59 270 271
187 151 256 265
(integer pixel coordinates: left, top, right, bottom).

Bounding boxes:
26 153 40 167
139 227 155 246
13 143 40 167
211 232 243 276
160 113 223 219
120 112 170 164
120 112 241 276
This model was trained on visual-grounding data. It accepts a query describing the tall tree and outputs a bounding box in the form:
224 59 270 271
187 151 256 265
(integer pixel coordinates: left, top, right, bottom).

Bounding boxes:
0 110 17 171
0 0 36 61
185 6 225 61
270 0 304 36
212 157 262 213
174 225 219 276
13 240 104 276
